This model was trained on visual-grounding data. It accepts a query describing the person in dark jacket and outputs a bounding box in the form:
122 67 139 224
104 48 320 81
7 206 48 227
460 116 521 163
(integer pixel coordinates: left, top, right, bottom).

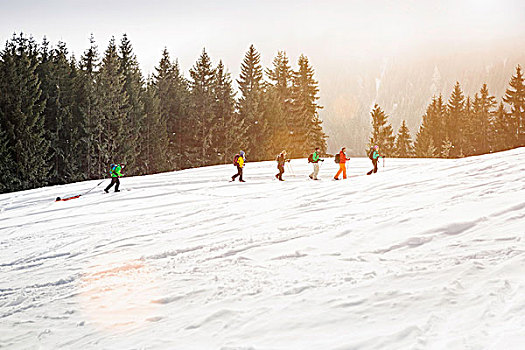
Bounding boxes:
275 150 289 181
367 145 384 175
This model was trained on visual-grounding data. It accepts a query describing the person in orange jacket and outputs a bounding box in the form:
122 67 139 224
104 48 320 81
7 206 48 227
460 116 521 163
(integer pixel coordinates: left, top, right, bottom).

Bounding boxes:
334 147 350 180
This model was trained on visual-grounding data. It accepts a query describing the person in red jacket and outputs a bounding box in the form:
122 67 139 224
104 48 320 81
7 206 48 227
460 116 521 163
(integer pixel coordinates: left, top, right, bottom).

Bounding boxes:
334 147 350 180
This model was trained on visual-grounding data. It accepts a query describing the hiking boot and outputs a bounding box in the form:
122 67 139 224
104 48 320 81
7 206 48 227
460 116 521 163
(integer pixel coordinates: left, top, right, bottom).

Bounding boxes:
104 189 109 193
334 177 339 180
240 180 246 182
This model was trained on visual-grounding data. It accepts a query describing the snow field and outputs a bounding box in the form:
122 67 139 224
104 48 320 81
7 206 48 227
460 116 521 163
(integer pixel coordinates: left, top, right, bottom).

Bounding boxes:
1 149 524 349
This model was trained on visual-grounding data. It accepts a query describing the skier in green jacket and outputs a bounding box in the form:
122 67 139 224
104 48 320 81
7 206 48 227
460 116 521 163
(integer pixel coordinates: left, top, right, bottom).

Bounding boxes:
104 163 124 193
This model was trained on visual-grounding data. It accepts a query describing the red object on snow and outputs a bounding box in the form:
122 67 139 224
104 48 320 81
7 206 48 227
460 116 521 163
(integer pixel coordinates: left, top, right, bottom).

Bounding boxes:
55 195 81 202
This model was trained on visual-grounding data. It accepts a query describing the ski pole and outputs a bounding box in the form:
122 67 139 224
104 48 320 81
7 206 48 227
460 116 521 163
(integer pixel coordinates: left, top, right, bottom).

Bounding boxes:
288 161 295 175
383 156 385 168
83 179 106 195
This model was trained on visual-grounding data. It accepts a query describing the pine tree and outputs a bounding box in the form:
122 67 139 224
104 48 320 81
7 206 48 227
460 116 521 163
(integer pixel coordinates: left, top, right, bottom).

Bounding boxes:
153 49 189 170
118 34 145 174
290 54 326 156
415 99 438 158
490 102 512 152
38 40 81 184
139 78 166 173
0 33 50 190
441 137 453 158
76 34 101 179
471 84 496 155
55 42 83 182
36 37 60 182
446 82 466 157
503 65 525 148
213 60 239 163
189 48 217 167
0 125 15 193
462 96 475 156
394 120 414 157
415 128 437 158
417 95 446 156
368 104 395 156
63 54 87 182
265 51 293 155
97 37 131 176
237 45 266 160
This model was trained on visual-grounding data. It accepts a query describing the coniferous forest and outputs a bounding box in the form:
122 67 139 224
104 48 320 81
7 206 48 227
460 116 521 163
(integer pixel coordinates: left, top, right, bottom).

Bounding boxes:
368 66 525 158
0 34 327 193
1 33 524 194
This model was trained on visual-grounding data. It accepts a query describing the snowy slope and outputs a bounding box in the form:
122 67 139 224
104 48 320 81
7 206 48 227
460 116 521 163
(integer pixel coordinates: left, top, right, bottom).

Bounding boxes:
1 149 524 350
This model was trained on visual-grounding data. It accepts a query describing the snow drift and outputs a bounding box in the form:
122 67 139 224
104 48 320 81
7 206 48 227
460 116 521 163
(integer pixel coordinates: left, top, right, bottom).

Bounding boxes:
1 149 524 349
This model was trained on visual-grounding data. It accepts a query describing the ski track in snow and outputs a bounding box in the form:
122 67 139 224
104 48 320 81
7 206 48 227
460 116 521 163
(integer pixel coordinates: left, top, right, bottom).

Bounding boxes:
1 149 525 349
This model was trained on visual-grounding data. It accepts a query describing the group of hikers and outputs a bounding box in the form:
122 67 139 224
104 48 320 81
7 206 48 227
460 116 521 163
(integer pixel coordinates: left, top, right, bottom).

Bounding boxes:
57 145 384 201
230 145 385 182
63 145 384 199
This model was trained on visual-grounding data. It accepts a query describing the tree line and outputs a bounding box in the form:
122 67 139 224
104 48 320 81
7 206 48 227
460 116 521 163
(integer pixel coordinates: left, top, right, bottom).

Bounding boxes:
0 33 327 193
368 65 525 158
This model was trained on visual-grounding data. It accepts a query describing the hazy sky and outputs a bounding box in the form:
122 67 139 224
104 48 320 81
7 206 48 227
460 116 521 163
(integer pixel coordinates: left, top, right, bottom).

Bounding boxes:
1 0 524 79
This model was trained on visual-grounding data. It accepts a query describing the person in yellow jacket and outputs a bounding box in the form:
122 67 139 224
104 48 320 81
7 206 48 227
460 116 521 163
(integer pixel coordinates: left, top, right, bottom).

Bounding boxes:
231 151 246 182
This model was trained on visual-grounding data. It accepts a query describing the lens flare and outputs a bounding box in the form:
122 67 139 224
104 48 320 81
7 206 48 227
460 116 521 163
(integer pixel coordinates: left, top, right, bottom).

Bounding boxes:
78 252 164 331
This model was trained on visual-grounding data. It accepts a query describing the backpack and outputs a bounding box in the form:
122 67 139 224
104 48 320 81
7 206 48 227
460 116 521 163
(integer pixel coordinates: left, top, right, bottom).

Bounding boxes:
308 153 314 163
233 154 240 166
334 153 340 163
368 148 375 160
109 164 117 176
